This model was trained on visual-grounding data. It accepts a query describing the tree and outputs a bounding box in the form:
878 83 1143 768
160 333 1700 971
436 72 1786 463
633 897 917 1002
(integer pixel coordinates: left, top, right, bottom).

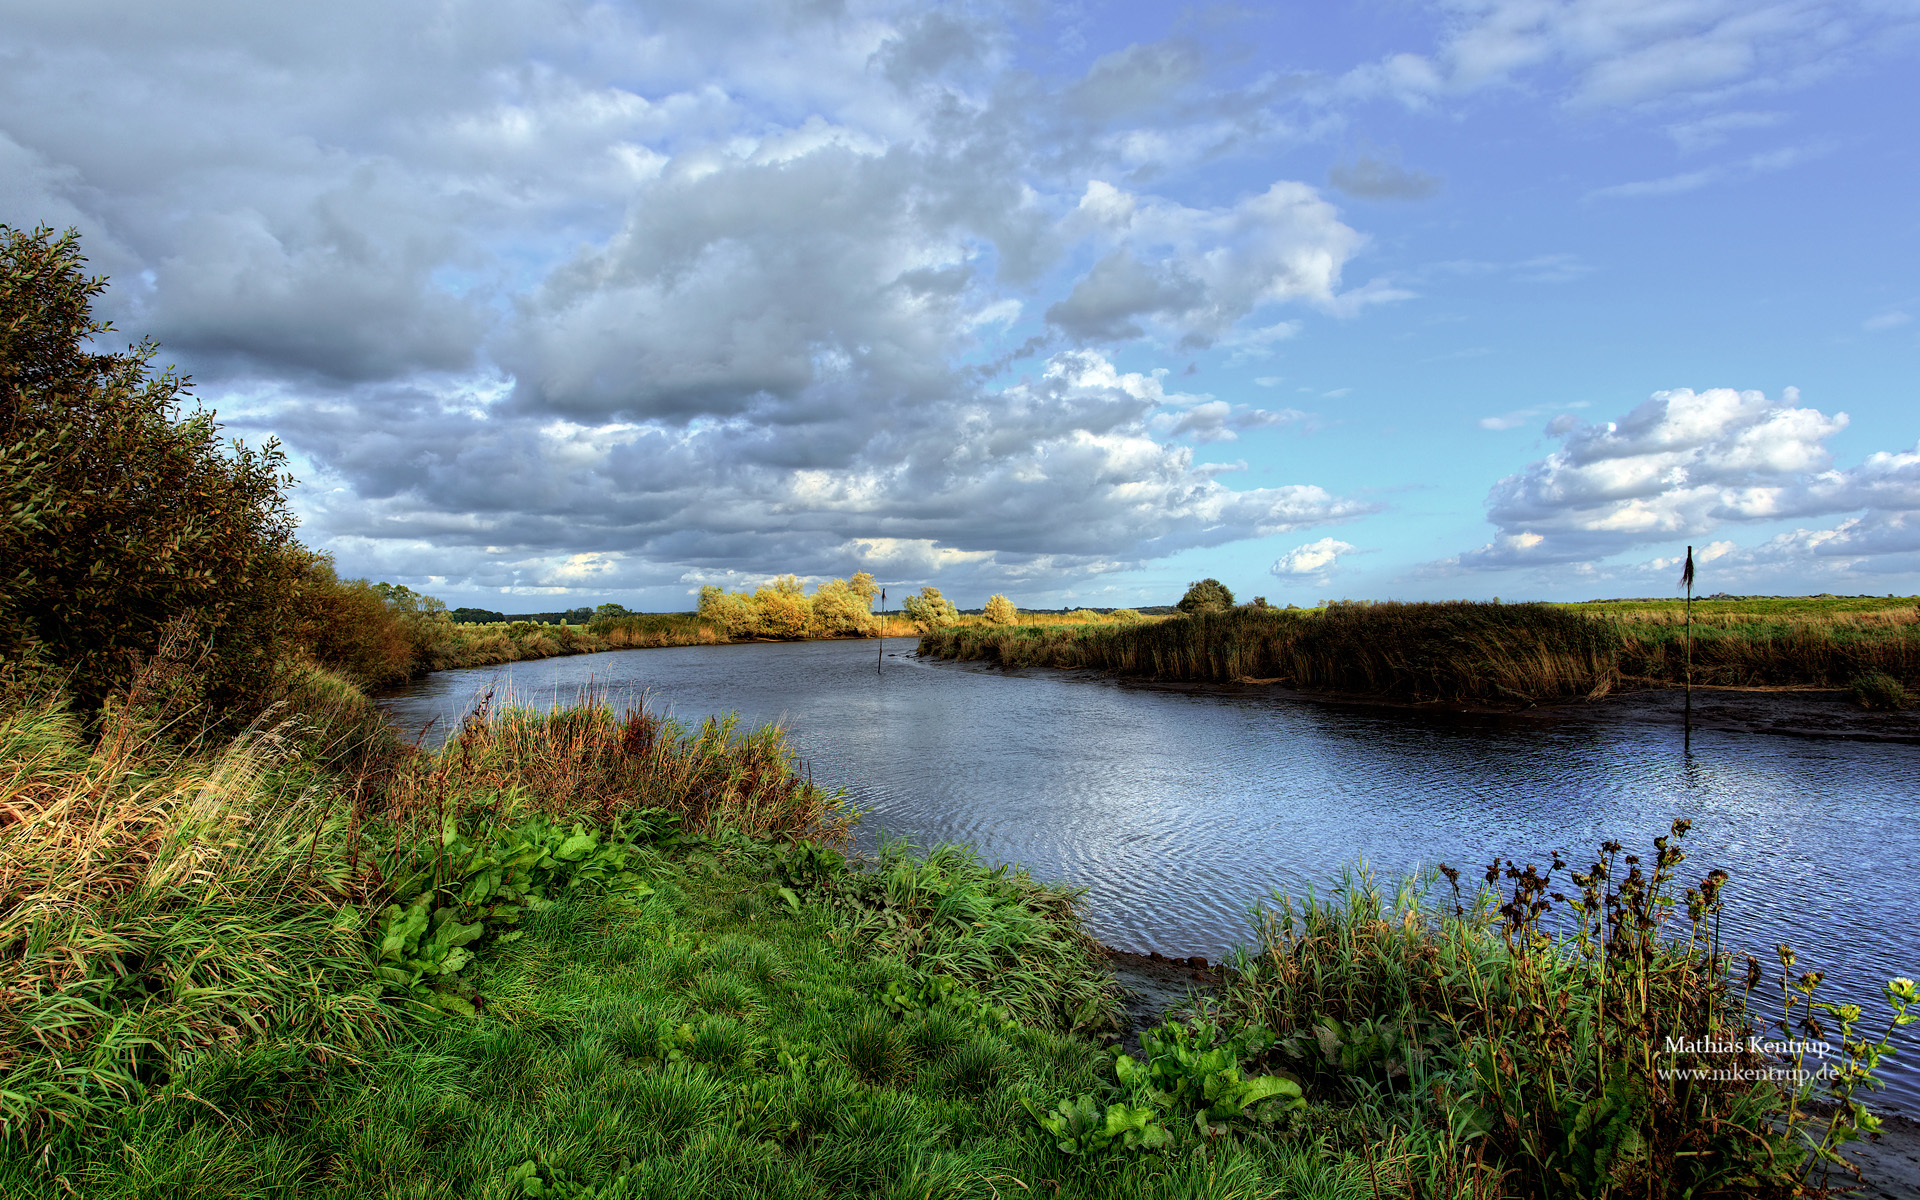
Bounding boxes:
982 594 1018 625
902 586 959 631
810 577 877 636
1177 578 1234 614
697 585 756 636
753 578 811 638
1 225 301 716
593 603 631 621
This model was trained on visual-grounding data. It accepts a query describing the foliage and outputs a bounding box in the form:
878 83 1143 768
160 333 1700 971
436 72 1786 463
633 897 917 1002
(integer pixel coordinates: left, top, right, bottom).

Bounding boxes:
902 585 961 631
1177 578 1235 614
696 572 880 640
983 594 1019 625
370 814 670 1015
784 838 1121 1031
926 595 1920 698
924 602 1623 703
1219 821 1913 1198
0 225 300 718
386 697 855 844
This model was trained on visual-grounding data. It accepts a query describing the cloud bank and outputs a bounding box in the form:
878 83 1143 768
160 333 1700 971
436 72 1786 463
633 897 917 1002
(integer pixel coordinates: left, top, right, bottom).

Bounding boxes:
1452 386 1920 581
0 0 1386 600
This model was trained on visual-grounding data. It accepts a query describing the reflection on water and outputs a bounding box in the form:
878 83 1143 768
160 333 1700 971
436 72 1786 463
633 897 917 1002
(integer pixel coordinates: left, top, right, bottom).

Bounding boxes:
381 636 1920 1110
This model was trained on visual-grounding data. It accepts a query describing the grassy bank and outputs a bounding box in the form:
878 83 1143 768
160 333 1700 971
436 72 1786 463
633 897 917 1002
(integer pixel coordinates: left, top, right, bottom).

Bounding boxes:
4 660 1910 1197
919 598 1920 705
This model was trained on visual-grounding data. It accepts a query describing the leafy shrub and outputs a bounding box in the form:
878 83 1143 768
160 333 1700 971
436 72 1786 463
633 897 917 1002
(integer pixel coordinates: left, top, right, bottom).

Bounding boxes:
1177 578 1235 614
983 594 1018 625
372 814 669 1015
0 225 300 719
902 586 960 631
1221 822 1913 1198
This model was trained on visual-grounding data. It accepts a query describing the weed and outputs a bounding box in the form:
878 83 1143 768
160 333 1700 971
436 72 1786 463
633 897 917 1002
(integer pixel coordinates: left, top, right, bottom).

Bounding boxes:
1849 671 1911 709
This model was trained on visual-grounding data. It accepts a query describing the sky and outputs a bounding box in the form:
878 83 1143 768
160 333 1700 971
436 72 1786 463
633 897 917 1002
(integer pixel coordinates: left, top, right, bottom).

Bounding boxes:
3 0 1917 611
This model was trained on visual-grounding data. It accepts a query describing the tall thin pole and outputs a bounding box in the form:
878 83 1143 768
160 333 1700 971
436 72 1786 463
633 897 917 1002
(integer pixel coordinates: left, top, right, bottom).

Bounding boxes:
877 586 886 675
1681 545 1695 747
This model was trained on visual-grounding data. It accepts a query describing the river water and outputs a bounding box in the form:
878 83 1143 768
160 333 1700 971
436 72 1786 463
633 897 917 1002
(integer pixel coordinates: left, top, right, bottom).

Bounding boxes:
381 636 1920 1110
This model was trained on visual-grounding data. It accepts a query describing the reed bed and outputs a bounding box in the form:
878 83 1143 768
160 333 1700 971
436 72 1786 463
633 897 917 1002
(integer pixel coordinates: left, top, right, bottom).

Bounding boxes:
386 695 854 845
923 603 1621 703
922 598 1920 701
1601 601 1920 689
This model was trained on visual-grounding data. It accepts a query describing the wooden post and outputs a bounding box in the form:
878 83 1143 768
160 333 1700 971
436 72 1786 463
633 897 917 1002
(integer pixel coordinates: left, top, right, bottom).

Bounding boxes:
1681 545 1695 746
878 586 886 675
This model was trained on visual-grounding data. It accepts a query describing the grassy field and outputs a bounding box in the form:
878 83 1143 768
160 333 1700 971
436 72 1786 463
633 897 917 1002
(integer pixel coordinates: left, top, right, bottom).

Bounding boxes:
919 598 1920 706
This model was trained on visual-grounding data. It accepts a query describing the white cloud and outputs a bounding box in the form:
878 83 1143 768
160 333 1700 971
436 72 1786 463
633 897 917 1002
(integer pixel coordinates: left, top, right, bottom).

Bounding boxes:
1343 0 1897 110
1450 386 1920 574
1864 310 1911 331
1045 179 1372 346
0 1 1399 600
1587 142 1829 200
1665 109 1786 150
1272 537 1358 577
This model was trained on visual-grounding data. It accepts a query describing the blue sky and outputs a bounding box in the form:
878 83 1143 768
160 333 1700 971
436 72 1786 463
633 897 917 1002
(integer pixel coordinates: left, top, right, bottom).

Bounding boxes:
3 0 1915 610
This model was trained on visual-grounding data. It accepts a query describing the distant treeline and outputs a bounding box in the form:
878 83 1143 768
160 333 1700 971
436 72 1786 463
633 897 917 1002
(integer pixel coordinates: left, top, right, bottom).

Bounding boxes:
920 598 1920 706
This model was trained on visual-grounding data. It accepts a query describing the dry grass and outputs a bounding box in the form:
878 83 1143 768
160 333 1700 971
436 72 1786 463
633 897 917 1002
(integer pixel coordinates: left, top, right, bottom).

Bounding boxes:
922 603 1619 703
385 693 855 846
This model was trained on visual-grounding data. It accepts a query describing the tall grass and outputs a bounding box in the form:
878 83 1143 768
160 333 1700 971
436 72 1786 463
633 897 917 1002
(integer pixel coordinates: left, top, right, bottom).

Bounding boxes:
923 603 1621 703
386 695 855 844
1601 601 1920 688
0 687 386 1147
923 599 1920 701
1220 821 1910 1198
0 666 850 1149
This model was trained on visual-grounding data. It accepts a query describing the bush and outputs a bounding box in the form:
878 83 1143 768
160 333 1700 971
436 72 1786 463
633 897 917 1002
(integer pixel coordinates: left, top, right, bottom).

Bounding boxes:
902 586 960 631
0 225 300 718
983 594 1018 625
1176 578 1234 614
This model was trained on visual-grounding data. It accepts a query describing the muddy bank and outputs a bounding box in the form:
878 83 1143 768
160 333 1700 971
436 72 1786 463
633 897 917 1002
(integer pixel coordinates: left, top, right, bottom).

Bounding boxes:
1107 675 1920 744
1098 944 1224 1054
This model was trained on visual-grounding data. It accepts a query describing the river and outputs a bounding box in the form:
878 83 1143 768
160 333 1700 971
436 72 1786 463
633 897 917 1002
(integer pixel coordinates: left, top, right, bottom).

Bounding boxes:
380 636 1920 1110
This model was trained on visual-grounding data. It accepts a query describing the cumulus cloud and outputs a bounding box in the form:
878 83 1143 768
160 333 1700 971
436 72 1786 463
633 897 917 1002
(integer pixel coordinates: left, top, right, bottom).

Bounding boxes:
1272 537 1357 577
1450 386 1920 575
1046 179 1373 347
0 1 1395 600
256 350 1377 597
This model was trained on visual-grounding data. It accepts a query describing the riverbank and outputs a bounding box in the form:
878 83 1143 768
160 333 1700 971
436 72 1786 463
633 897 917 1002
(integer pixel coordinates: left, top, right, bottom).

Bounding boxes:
919 599 1920 713
409 613 925 676
7 669 1915 1198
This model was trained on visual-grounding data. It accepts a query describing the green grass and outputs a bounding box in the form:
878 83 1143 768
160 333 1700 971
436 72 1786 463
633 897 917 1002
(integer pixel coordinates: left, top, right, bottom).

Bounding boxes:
4 838 1402 1200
